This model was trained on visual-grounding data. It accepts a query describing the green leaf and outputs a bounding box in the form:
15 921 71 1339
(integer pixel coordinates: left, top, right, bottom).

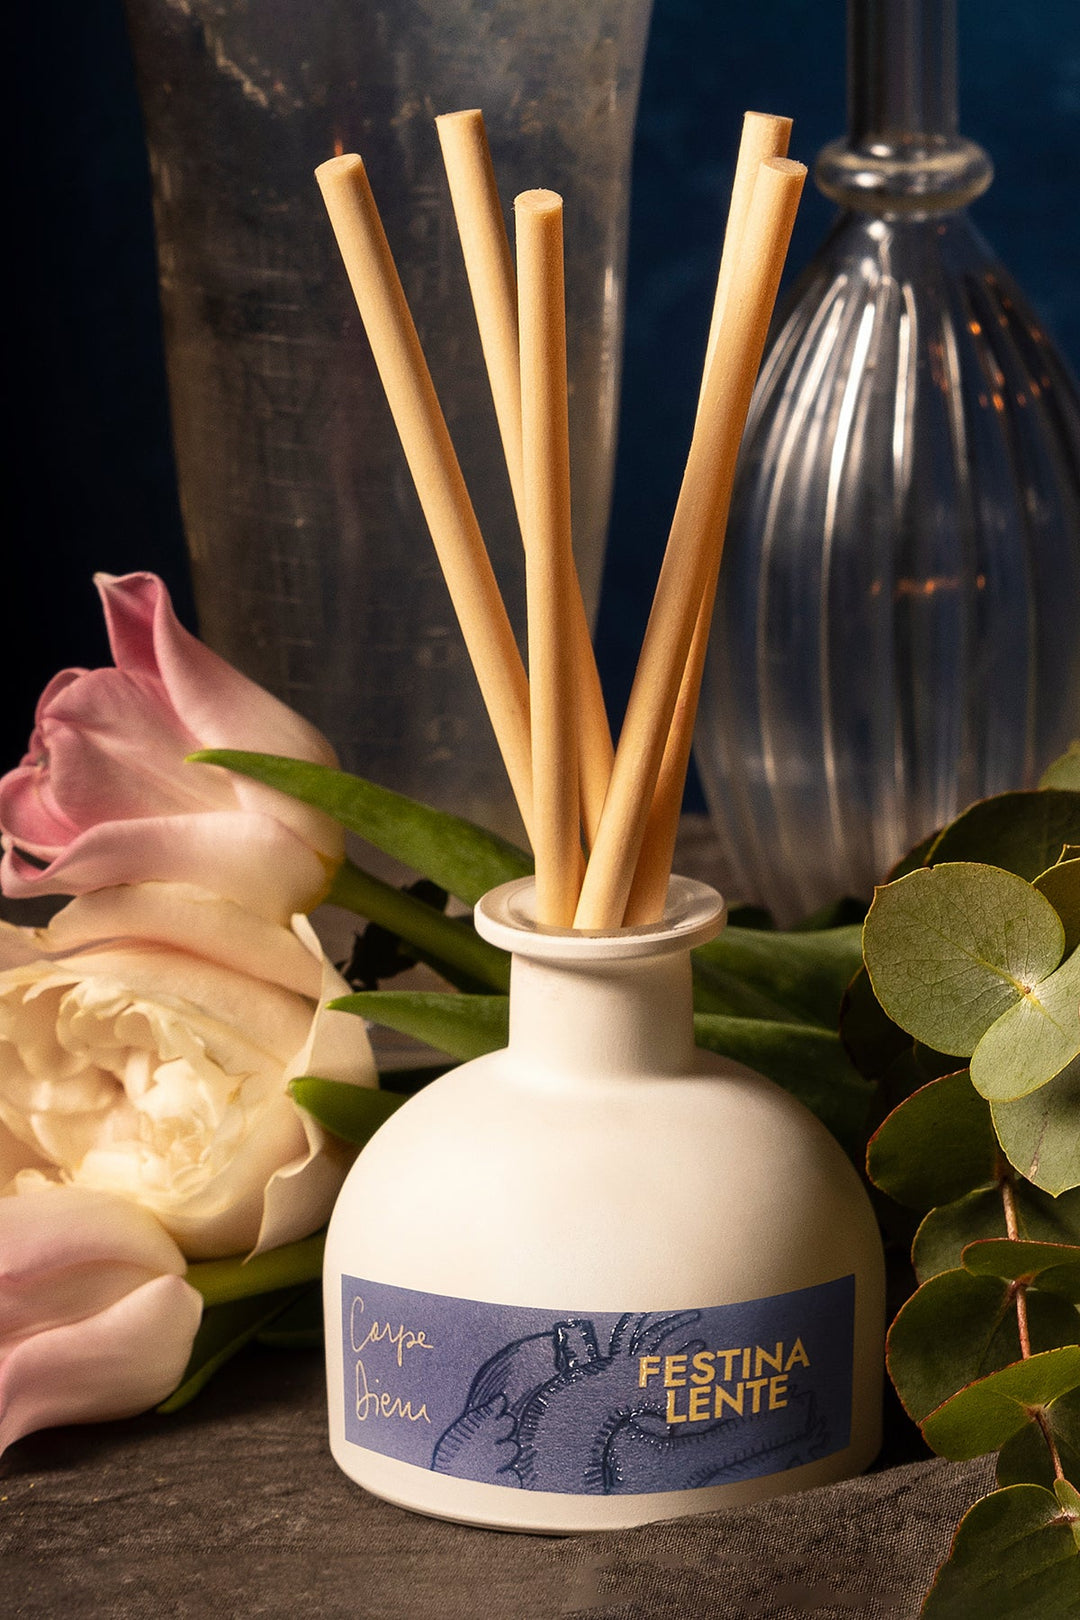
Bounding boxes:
887 826 941 881
328 859 510 992
379 1064 451 1094
725 904 776 930
863 863 1066 1056
158 1287 307 1413
289 1076 406 1146
970 948 1080 1102
867 1071 997 1211
922 1347 1080 1459
189 750 532 905
255 1283 324 1348
920 1484 1080 1619
914 1186 1080 1285
693 1014 874 1155
962 1238 1080 1301
887 1269 1079 1425
789 896 868 930
1035 859 1080 957
993 1055 1080 1196
915 1189 1008 1282
332 990 508 1062
1040 744 1080 792
927 790 1080 881
997 1388 1080 1489
839 966 913 1081
185 1233 325 1307
1056 1478 1080 1550
691 925 864 1027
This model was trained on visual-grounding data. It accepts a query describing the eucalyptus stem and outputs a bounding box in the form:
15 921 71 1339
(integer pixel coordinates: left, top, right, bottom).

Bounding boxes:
999 1168 1066 1482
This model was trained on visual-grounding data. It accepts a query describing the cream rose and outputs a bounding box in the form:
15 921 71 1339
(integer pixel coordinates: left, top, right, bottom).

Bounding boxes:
0 889 376 1259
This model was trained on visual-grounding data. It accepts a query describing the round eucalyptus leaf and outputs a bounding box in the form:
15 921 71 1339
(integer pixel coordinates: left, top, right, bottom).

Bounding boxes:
867 1072 996 1212
970 948 1080 1102
887 825 941 881
997 1387 1080 1489
887 1269 1079 1424
920 1484 1080 1619
927 789 1080 881
993 1055 1080 1197
921 1346 1080 1459
839 965 912 1080
1035 858 1080 957
914 1185 1080 1285
914 1189 1008 1283
962 1238 1080 1300
864 863 1066 1056
1039 743 1080 792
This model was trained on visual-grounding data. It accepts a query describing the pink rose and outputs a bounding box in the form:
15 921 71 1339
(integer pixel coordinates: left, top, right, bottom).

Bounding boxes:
0 573 344 922
0 1186 202 1453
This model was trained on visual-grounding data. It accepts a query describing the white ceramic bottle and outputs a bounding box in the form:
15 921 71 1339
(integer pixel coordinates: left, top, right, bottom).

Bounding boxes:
324 876 884 1532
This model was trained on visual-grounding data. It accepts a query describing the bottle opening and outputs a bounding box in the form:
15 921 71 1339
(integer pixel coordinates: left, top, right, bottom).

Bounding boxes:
474 875 726 962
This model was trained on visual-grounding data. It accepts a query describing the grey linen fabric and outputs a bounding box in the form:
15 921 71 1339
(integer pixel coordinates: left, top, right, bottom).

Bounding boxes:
1 1345 994 1620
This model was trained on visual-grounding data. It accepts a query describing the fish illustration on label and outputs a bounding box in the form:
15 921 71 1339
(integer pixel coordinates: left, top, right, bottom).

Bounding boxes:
340 1275 854 1496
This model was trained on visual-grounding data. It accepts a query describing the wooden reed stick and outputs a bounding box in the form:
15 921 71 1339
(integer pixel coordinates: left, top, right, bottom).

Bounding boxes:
698 112 792 418
436 111 614 848
574 157 807 930
315 154 534 838
516 190 582 925
435 111 525 519
626 115 795 926
622 575 720 926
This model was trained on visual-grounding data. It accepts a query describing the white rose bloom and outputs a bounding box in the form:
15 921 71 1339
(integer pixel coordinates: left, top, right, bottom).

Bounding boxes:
0 887 376 1259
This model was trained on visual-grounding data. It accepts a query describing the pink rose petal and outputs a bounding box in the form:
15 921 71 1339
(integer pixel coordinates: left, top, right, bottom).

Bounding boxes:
0 1273 202 1451
1 811 331 922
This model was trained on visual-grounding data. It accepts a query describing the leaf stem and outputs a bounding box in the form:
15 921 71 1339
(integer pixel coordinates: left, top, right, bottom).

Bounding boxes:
1000 1165 1021 1242
327 858 511 991
999 1167 1066 1482
186 1233 325 1306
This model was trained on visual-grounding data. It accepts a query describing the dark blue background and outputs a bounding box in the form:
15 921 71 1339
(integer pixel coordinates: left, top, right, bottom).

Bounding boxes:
8 2 1079 791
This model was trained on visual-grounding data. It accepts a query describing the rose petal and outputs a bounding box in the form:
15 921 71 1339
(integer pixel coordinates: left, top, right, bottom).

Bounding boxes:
0 1186 187 1285
1 811 332 922
36 886 323 999
252 916 376 1255
0 1120 48 1192
0 1272 202 1452
155 1092 312 1259
97 574 338 766
0 919 49 973
0 765 81 853
96 573 343 858
35 669 236 823
29 945 316 1065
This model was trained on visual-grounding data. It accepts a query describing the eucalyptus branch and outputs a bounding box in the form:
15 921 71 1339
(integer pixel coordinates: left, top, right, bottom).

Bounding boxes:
999 1165 1066 1482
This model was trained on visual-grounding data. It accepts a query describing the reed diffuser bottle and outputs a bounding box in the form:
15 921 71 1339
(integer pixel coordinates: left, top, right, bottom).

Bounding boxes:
320 116 883 1534
324 878 884 1532
694 0 1080 923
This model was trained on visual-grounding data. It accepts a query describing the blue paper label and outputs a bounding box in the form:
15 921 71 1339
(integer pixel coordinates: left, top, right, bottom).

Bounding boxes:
338 1274 855 1496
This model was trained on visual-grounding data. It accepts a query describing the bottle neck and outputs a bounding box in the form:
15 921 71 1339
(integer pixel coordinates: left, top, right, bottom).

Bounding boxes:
815 0 992 215
507 949 696 1079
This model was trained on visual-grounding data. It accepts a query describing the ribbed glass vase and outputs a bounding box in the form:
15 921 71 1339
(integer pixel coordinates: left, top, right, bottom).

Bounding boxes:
694 0 1080 922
